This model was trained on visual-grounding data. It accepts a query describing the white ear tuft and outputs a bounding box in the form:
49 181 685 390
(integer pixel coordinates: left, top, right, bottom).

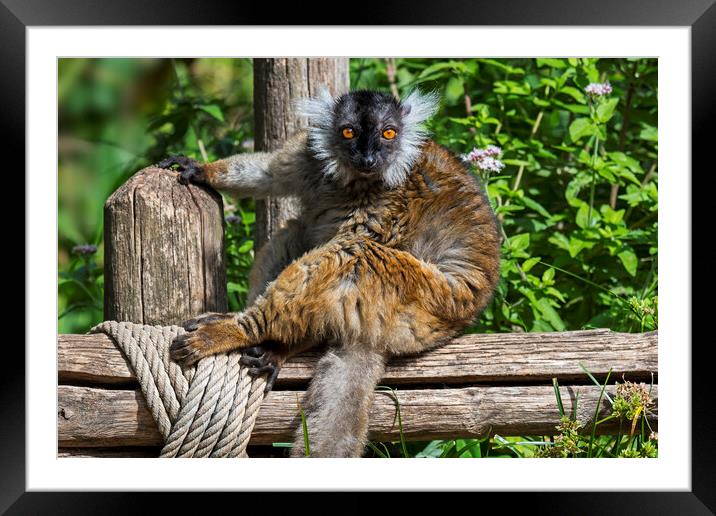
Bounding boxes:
400 89 440 126
295 85 336 127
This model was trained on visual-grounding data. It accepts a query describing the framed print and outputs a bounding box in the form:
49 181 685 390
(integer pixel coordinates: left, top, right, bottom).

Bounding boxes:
5 0 713 511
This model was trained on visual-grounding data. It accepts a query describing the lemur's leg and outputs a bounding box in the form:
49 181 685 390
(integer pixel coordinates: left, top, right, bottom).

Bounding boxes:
170 237 488 369
290 345 386 458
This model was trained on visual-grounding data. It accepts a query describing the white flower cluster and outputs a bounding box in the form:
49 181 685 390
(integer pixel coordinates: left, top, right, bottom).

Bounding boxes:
464 145 505 173
584 82 613 97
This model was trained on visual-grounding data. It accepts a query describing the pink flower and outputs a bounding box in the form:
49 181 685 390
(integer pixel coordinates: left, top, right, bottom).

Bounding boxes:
464 145 505 174
584 82 613 97
484 145 502 157
476 156 505 173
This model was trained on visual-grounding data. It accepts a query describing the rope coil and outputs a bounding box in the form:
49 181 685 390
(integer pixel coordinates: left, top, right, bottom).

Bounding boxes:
91 321 267 458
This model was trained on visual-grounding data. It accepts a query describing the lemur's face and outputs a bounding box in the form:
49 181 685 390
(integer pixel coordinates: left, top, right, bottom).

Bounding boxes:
332 91 404 178
301 88 439 188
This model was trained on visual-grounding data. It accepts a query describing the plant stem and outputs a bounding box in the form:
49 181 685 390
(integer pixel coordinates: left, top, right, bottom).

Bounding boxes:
171 58 209 163
587 136 599 226
624 161 657 223
610 61 638 208
588 368 612 458
463 80 473 115
501 225 527 282
511 109 545 192
384 58 400 100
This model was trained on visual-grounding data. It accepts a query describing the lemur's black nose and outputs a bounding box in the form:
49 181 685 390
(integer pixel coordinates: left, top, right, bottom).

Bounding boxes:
358 155 378 170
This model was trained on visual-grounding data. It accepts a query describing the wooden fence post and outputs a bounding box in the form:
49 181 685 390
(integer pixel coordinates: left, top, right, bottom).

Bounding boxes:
103 167 227 326
253 58 350 249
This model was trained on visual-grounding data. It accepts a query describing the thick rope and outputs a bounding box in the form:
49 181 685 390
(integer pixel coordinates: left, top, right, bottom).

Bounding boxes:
90 321 267 458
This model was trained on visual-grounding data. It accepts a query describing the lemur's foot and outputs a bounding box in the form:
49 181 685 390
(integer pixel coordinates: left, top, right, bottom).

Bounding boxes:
240 342 285 393
170 312 242 367
158 155 206 185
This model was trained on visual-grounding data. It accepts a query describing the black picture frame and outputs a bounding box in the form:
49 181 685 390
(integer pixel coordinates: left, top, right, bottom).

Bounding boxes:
4 0 712 512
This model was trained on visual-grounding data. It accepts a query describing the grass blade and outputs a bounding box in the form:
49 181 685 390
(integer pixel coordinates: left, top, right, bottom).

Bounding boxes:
366 442 389 458
572 391 580 421
376 386 409 458
579 362 613 404
450 439 486 458
295 395 310 457
588 367 612 458
552 377 565 417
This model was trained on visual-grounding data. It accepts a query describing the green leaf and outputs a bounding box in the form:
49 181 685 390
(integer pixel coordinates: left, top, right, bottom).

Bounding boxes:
546 287 566 303
639 124 658 142
617 247 638 276
575 203 591 228
417 61 463 79
537 298 566 331
559 86 586 103
597 167 617 182
568 236 590 257
199 104 225 121
616 168 642 186
569 118 596 142
600 205 625 224
227 282 247 293
508 233 530 252
238 240 254 253
522 257 541 272
502 159 531 167
521 196 551 218
608 152 643 173
532 319 554 332
596 97 619 123
552 99 590 114
536 58 567 68
548 233 570 251
542 267 555 284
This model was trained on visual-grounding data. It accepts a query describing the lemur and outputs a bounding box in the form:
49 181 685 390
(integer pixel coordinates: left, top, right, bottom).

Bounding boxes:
158 89 501 457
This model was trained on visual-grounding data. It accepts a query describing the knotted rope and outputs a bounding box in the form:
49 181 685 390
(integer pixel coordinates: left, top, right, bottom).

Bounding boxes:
90 321 267 458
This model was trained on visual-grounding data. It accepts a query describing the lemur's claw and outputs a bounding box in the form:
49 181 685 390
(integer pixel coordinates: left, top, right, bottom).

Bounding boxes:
239 354 264 368
158 155 205 185
170 333 205 367
240 344 283 393
243 345 266 358
182 312 225 332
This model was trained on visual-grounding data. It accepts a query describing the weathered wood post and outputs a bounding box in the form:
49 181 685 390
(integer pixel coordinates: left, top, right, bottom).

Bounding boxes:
253 58 350 249
103 167 227 325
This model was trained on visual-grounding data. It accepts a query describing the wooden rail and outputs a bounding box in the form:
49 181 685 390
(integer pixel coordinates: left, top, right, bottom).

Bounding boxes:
57 329 658 456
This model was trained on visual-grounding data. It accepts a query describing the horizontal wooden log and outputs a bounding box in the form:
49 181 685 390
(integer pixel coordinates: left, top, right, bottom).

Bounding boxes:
58 447 161 458
58 384 658 448
58 329 657 387
57 446 282 458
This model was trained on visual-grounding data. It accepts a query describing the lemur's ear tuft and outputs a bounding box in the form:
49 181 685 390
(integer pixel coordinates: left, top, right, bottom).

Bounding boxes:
400 89 440 125
295 86 336 128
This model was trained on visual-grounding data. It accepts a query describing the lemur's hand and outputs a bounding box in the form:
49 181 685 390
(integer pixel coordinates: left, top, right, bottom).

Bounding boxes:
170 312 240 367
158 155 206 185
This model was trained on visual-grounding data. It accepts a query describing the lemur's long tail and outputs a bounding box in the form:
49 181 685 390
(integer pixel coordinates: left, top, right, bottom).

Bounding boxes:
290 346 386 457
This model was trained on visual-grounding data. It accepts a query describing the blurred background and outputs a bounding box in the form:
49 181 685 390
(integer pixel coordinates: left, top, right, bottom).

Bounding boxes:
58 58 658 339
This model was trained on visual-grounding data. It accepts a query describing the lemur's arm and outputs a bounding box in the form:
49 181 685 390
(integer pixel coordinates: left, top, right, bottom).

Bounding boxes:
159 131 311 199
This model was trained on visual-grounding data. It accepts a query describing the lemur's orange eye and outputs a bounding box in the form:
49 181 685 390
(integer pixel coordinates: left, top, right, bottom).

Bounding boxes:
342 127 354 139
382 129 397 140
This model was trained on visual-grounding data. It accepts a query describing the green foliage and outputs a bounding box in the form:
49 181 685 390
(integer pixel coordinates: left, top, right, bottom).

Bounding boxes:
354 57 657 334
365 372 657 459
